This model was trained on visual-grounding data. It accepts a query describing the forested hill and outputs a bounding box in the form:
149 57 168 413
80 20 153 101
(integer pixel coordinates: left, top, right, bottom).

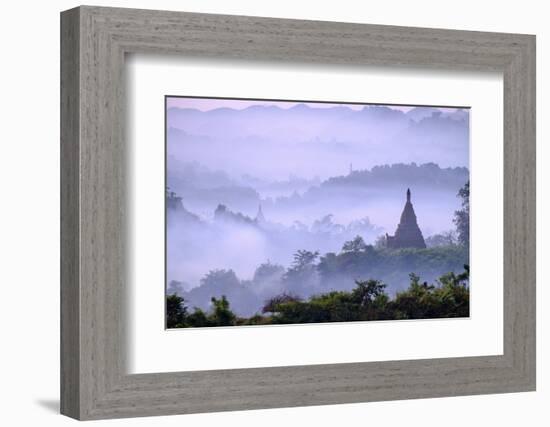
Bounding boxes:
260 163 469 233
321 163 468 191
168 162 469 224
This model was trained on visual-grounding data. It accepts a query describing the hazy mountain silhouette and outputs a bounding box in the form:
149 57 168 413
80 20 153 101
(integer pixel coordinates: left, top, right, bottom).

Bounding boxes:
167 104 469 182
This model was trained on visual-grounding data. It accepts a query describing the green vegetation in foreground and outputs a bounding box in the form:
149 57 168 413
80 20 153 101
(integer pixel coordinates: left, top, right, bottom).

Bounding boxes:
166 265 469 328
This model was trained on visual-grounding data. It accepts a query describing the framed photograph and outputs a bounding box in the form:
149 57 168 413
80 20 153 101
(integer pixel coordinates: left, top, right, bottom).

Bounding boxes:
164 95 471 329
61 6 536 420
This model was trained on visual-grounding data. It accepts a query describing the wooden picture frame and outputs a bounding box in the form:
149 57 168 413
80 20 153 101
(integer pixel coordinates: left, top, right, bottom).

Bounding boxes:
60 5 536 420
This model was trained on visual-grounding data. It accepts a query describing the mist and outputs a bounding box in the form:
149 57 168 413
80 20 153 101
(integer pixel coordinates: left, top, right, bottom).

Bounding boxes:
166 99 470 316
167 103 469 181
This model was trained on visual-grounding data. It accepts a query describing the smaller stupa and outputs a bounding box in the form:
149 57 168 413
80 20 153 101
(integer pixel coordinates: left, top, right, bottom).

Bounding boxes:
386 189 426 249
255 203 266 224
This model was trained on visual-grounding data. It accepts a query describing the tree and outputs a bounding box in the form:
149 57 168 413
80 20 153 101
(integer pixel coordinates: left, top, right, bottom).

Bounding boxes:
390 266 469 319
453 181 470 246
311 214 344 235
167 280 186 297
182 268 260 318
185 308 209 327
253 261 285 284
200 269 240 291
210 296 236 326
342 235 367 253
166 294 187 328
283 250 320 296
289 249 320 270
170 265 471 327
262 292 302 313
351 279 387 307
425 230 457 247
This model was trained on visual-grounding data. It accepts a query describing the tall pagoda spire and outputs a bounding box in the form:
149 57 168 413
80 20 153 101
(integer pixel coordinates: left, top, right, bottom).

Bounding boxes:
386 189 426 249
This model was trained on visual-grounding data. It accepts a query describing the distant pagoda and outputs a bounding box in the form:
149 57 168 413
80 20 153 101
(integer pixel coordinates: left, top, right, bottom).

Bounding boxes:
255 203 266 224
385 188 426 249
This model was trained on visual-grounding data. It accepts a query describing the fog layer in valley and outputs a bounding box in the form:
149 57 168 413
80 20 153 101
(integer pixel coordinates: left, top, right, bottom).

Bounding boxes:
166 98 470 316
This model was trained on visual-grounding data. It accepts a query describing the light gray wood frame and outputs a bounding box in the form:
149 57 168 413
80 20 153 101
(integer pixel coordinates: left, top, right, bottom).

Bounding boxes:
60 5 536 421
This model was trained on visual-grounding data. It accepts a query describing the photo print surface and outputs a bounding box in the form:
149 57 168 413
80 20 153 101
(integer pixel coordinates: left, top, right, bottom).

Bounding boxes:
165 96 470 328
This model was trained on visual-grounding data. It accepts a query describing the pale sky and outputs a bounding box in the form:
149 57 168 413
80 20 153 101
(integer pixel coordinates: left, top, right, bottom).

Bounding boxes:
166 96 462 113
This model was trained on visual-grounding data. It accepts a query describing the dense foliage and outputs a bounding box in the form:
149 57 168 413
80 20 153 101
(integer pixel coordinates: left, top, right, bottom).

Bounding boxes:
176 242 469 318
453 181 470 246
316 243 468 294
166 264 469 328
168 177 470 322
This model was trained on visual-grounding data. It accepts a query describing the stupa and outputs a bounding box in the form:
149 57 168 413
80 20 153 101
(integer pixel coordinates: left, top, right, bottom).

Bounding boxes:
255 204 266 224
385 189 426 249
